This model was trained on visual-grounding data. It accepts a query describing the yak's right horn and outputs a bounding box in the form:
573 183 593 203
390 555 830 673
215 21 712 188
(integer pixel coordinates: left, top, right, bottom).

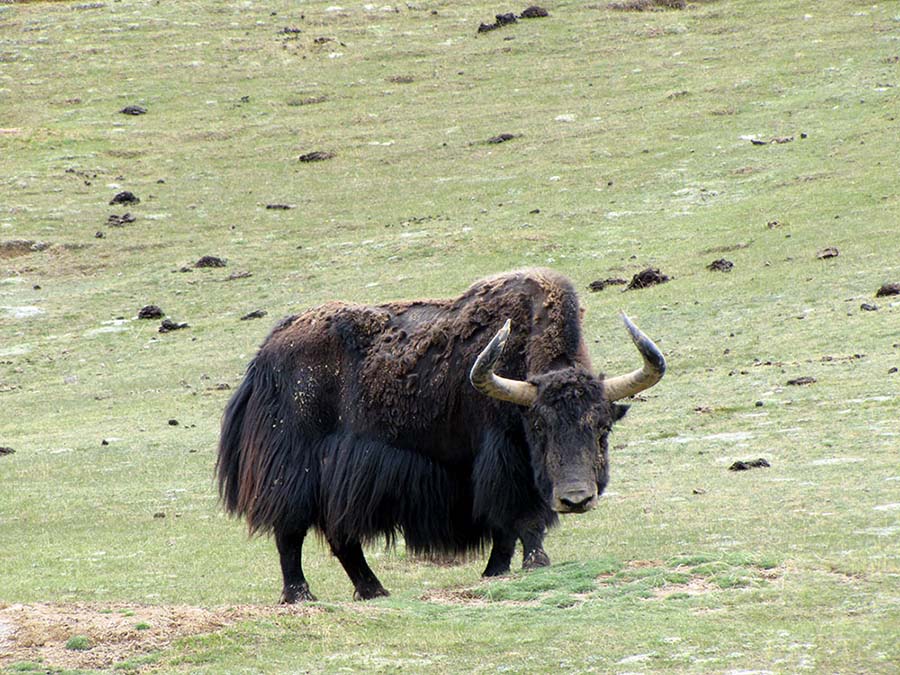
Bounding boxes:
470 319 538 406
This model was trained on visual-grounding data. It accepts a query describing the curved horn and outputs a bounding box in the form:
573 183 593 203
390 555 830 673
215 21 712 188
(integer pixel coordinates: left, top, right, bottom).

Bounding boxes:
470 319 538 406
603 313 666 401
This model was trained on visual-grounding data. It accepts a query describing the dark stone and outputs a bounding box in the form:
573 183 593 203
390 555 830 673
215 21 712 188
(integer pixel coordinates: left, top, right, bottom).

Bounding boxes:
241 310 268 321
0 447 14 456
120 105 147 115
860 303 878 312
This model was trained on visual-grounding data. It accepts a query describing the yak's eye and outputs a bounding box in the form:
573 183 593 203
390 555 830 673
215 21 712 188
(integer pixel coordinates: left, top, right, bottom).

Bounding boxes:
532 420 542 434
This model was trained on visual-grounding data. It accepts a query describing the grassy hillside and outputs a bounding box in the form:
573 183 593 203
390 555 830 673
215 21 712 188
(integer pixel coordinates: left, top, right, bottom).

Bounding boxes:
1 0 898 672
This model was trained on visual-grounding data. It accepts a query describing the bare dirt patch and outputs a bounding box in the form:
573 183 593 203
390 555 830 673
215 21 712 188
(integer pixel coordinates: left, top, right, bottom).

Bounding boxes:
651 576 717 600
0 240 51 259
0 602 319 672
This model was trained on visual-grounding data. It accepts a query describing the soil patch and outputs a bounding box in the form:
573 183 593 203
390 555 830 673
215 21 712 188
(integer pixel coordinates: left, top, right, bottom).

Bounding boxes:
625 267 670 290
609 0 685 11
0 602 319 672
0 240 51 259
875 282 900 297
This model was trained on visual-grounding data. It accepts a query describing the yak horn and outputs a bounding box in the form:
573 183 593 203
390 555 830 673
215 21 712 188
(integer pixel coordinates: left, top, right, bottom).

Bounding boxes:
470 319 538 406
603 313 666 401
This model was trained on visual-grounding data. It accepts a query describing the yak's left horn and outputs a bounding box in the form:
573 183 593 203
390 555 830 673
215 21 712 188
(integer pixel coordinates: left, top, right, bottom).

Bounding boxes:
470 319 538 406
603 313 666 402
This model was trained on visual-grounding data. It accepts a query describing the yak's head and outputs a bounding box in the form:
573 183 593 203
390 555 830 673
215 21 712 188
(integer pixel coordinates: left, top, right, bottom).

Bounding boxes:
470 314 665 514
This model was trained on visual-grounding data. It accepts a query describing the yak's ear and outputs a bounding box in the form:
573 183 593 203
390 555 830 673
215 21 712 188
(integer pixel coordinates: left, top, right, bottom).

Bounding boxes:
612 404 630 423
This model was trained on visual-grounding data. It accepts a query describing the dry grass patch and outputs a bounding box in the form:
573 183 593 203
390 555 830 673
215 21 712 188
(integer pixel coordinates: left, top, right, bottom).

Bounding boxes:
0 602 320 672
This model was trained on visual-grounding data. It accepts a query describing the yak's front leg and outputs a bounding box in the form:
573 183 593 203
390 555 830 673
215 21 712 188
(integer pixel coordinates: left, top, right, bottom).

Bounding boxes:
520 526 551 570
275 528 317 603
482 528 516 577
329 538 389 600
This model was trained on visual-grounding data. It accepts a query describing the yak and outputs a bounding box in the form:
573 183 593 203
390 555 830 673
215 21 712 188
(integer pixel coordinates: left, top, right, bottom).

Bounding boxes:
216 268 665 602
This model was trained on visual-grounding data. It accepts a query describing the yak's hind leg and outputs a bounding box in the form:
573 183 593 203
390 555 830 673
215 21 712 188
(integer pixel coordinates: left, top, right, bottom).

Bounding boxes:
482 528 516 577
328 538 389 600
276 528 317 603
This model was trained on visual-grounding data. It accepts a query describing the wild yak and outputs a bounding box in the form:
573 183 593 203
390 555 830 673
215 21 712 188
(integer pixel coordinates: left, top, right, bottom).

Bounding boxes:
217 269 665 602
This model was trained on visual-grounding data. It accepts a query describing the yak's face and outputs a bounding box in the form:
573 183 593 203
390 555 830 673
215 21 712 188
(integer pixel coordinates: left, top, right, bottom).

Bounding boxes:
523 368 628 514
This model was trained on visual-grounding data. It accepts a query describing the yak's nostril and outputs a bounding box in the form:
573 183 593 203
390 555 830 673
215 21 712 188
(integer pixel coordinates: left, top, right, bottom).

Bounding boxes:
560 494 594 511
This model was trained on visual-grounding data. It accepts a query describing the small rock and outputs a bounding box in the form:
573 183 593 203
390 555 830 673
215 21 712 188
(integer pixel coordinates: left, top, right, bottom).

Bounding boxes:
109 191 140 206
266 204 293 210
168 419 179 426
786 376 816 386
729 458 770 471
101 439 109 446
120 105 147 115
755 400 764 407
816 247 839 259
888 367 898 374
153 512 166 519
692 488 706 495
138 305 165 320
240 309 268 321
0 447 14 456
750 138 768 146
194 255 227 268
95 231 105 238
860 303 878 312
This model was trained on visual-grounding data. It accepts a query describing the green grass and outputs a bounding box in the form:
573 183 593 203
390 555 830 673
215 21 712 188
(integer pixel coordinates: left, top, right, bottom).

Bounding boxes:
2 0 899 673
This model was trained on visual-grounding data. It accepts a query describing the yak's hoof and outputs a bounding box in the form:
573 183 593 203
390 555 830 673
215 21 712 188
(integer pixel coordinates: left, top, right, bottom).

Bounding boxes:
522 548 551 570
281 582 317 604
353 584 390 601
482 564 511 578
